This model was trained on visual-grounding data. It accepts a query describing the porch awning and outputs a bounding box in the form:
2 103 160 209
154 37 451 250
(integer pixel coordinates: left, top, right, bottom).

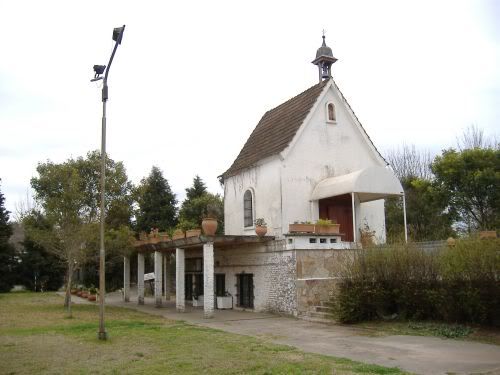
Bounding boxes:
311 166 403 203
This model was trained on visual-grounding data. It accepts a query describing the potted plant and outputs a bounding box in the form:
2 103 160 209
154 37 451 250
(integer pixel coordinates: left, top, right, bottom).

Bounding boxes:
80 288 89 299
186 228 202 238
178 219 200 238
192 294 204 307
359 223 375 248
87 286 97 302
172 229 185 240
314 219 340 234
254 218 267 237
149 228 160 244
289 221 315 233
202 203 221 236
159 232 170 242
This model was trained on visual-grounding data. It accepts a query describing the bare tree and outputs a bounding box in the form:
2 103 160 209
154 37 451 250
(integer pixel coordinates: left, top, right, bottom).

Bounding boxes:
457 124 485 150
385 144 434 181
456 124 499 151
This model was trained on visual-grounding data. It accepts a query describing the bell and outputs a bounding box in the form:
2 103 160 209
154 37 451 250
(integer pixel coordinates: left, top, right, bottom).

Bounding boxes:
321 64 330 79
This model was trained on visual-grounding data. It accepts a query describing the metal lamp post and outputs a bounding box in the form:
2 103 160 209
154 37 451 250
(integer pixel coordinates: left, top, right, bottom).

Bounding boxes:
91 25 125 341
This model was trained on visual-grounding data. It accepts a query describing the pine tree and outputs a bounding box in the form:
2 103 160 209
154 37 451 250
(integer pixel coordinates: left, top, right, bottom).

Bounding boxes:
178 176 223 233
0 179 16 292
185 175 207 200
135 166 178 232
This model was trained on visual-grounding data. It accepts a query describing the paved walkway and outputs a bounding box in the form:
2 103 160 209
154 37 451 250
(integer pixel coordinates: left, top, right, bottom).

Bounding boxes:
95 293 500 375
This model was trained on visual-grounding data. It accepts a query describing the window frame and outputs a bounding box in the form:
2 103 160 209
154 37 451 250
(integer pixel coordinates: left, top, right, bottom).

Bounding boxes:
243 189 254 228
326 101 337 123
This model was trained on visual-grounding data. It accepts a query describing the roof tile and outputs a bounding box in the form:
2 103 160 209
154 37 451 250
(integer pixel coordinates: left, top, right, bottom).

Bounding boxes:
223 80 328 178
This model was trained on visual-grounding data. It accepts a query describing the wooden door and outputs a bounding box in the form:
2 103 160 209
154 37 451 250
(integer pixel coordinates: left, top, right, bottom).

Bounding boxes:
237 274 254 308
215 274 226 297
185 274 193 300
319 194 353 242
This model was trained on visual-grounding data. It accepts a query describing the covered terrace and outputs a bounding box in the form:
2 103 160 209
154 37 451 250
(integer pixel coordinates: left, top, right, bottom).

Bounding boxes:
125 235 275 318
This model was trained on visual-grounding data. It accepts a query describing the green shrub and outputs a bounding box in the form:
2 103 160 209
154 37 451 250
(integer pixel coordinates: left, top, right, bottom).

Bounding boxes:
333 238 500 326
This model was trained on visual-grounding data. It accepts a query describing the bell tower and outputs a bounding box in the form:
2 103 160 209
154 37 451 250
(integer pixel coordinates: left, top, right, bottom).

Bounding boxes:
312 33 337 83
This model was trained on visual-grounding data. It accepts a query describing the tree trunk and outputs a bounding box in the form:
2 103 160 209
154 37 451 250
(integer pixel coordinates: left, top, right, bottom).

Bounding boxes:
65 261 73 318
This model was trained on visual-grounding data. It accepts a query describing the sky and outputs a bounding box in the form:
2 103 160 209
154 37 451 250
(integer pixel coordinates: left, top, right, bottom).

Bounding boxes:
1 0 499 216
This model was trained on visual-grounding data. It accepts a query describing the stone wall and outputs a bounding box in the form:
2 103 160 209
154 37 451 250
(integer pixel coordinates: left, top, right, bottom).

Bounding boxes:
266 248 297 315
179 242 354 317
183 240 297 315
295 248 354 316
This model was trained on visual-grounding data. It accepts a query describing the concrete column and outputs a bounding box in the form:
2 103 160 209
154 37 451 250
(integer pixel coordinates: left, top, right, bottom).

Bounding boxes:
123 256 130 302
402 194 408 243
203 242 214 318
164 254 171 301
137 253 144 305
176 248 185 312
154 251 163 308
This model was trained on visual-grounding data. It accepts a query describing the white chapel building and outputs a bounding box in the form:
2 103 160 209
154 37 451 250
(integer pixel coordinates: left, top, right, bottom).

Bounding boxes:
222 35 403 244
133 36 405 319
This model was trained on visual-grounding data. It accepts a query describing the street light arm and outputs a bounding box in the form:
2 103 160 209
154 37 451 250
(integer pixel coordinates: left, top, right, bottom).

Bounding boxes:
102 25 125 102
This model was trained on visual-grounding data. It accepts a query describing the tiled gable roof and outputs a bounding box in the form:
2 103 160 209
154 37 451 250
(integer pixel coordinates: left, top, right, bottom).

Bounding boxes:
222 80 328 178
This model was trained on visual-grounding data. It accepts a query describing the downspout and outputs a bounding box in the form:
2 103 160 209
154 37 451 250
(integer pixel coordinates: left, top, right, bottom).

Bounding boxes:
351 192 357 243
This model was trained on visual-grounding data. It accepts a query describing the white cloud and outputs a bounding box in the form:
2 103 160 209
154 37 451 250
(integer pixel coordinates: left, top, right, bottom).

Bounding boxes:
1 0 498 214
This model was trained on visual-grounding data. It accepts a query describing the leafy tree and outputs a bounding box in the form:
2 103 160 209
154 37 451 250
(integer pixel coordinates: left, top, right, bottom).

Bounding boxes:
385 177 456 242
18 213 65 291
179 192 224 234
431 147 500 231
79 224 136 291
384 145 453 242
26 151 133 316
135 166 177 232
73 150 133 228
0 179 17 292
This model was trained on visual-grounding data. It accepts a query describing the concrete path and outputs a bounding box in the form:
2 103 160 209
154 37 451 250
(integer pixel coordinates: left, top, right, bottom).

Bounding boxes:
96 293 500 375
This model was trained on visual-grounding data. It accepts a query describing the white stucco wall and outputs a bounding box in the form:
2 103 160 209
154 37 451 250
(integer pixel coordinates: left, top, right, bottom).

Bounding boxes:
224 157 282 236
224 81 390 242
280 83 387 240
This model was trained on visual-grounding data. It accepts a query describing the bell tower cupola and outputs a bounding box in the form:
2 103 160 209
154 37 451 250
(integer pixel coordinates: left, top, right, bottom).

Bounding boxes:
312 32 337 83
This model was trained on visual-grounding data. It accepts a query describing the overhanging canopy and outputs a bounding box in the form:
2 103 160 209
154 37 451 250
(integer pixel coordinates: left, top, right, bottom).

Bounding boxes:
311 166 404 202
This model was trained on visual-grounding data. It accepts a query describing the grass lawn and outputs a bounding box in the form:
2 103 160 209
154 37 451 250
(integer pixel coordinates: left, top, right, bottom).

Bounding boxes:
354 320 500 346
0 292 407 375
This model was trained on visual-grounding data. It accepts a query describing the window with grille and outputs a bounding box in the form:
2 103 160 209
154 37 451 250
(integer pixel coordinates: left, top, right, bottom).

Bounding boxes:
244 190 253 227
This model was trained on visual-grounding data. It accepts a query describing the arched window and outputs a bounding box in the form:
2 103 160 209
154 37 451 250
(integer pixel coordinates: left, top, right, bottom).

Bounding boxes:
243 190 253 227
327 102 336 122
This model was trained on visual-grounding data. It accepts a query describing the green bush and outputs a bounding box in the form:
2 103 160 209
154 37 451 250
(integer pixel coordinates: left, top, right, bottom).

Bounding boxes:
333 238 500 326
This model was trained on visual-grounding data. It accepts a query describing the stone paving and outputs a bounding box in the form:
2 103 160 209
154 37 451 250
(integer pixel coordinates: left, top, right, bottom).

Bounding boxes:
79 292 500 375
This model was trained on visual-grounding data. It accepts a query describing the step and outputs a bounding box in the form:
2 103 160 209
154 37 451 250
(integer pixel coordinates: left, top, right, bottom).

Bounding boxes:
300 314 337 325
314 305 334 313
308 311 335 320
320 301 336 308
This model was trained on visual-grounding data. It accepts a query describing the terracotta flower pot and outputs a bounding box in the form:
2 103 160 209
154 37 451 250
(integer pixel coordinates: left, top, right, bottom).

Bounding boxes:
289 223 315 233
314 224 340 234
202 218 218 236
77 291 83 297
71 289 77 295
186 229 202 238
81 292 88 298
255 225 267 237
172 229 185 240
87 294 96 302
